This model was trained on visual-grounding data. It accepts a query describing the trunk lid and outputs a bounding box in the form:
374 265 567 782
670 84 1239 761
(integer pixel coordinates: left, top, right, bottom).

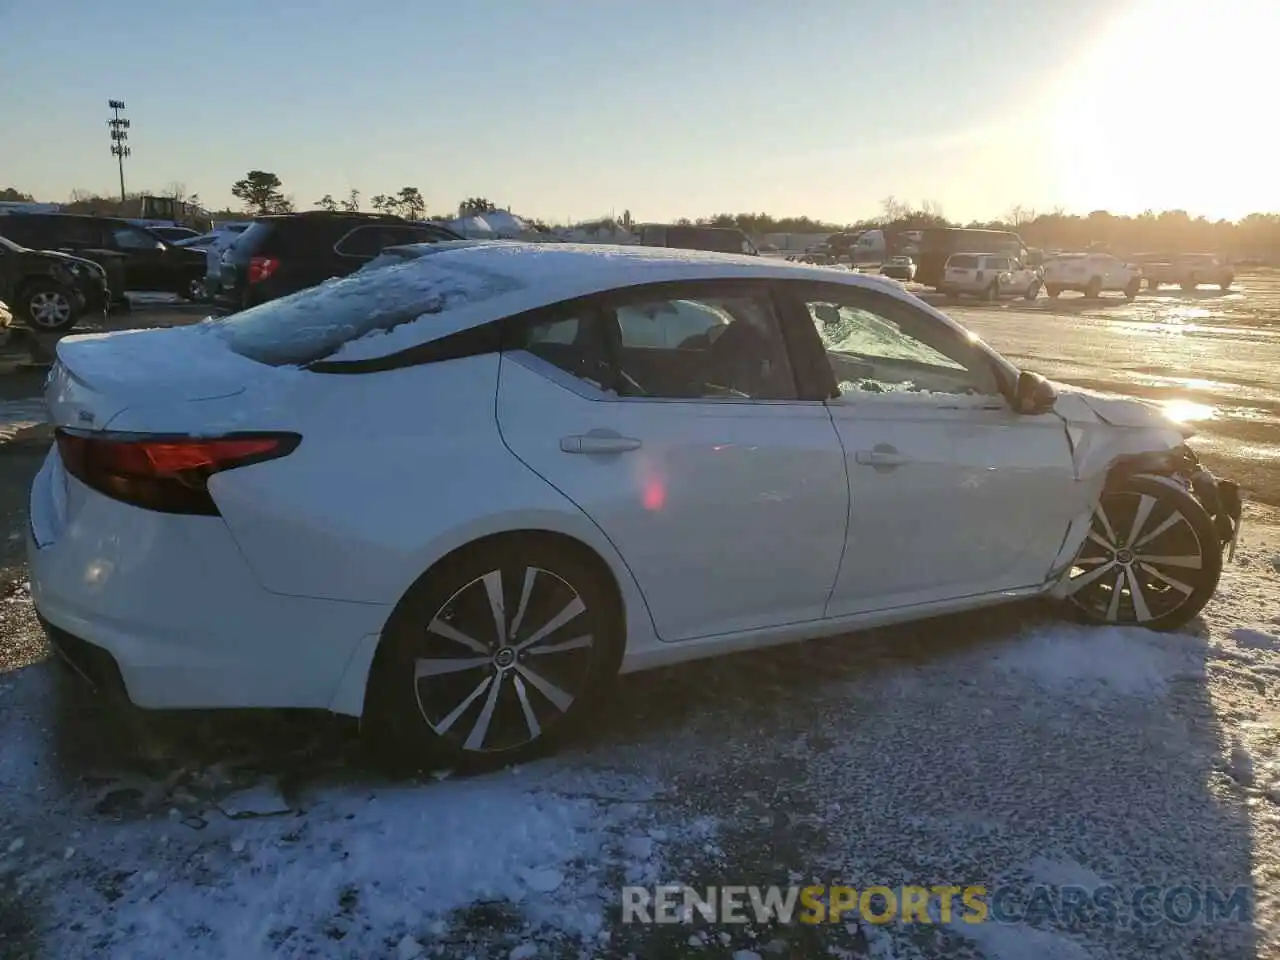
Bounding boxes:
45 324 289 433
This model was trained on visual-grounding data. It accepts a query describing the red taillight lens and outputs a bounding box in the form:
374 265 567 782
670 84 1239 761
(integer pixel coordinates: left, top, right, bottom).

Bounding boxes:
55 430 300 515
247 256 280 285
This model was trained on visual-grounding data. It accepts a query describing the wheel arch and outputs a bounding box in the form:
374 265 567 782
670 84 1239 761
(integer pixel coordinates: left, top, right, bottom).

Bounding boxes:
330 519 651 718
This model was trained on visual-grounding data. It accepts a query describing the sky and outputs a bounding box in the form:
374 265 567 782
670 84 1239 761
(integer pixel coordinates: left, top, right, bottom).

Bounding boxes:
1 0 1275 225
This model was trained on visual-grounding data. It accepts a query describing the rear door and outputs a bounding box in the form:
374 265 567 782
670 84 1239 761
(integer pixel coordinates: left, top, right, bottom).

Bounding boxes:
497 279 850 642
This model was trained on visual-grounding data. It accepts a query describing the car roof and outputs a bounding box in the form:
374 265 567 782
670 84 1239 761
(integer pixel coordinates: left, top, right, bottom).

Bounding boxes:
306 241 953 363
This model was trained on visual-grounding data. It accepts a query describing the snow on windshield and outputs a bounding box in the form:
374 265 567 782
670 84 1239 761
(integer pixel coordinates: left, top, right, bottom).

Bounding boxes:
208 257 522 367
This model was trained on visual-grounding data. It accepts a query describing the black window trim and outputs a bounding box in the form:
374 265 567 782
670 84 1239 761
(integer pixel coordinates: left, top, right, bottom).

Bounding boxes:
303 276 864 398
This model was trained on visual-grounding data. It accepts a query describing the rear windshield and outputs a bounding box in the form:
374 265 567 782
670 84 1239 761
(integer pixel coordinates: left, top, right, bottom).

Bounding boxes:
207 256 520 366
227 220 275 257
947 255 979 268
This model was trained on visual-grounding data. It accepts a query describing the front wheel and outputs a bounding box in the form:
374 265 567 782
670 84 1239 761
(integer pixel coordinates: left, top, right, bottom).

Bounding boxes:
365 537 623 771
1220 276 1233 290
1024 281 1041 301
179 277 206 301
1085 277 1102 299
1061 475 1222 631
1124 279 1140 301
20 280 80 332
985 280 1000 302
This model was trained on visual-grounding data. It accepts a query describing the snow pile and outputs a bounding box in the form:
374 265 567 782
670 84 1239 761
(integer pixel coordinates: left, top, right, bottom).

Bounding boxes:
985 624 1205 697
16 767 671 959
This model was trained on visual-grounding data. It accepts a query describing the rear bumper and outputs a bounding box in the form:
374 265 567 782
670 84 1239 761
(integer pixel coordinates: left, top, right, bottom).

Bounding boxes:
39 613 130 701
27 450 391 712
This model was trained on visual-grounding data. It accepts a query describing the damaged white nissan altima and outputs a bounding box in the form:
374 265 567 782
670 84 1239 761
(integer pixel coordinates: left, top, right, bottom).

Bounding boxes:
28 242 1243 766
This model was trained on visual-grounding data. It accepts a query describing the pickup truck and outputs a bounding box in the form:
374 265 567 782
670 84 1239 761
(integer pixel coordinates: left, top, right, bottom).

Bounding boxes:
1137 253 1234 291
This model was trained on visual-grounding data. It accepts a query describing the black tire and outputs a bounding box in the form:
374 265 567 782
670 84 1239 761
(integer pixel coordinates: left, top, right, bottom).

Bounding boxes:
18 279 80 333
1124 279 1140 301
365 535 624 771
1220 276 1233 290
1024 281 1040 301
984 280 1000 302
1062 474 1222 631
1181 279 1196 292
1085 277 1102 299
178 276 206 301
1147 278 1160 291
1046 285 1062 299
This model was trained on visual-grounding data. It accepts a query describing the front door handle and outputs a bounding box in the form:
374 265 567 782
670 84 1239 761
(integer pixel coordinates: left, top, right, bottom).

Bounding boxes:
854 447 911 468
561 433 642 454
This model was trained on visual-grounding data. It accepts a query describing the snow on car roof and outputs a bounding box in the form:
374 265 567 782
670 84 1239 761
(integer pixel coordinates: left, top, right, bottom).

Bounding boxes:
319 242 926 363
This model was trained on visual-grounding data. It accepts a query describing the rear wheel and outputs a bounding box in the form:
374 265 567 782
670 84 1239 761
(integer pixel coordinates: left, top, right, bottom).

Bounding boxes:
1124 278 1140 301
1220 275 1233 290
366 536 623 770
19 280 80 333
1061 475 1221 631
1024 281 1041 300
1085 277 1102 299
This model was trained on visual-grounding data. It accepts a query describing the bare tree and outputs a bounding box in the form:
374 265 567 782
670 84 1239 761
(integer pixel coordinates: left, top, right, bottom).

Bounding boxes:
1005 204 1037 228
341 189 361 213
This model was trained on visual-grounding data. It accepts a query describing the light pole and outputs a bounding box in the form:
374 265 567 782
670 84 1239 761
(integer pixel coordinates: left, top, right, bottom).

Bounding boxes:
107 100 130 202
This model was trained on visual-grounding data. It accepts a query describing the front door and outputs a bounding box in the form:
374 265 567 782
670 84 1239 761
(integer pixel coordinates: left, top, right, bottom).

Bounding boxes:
496 280 850 642
785 281 1082 616
108 223 169 291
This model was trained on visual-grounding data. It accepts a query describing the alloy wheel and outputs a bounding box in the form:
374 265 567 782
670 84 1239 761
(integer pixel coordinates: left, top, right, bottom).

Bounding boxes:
29 290 72 328
412 565 595 754
1063 490 1206 625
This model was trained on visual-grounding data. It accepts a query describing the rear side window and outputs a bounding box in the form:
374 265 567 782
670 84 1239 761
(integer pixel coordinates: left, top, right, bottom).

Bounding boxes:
210 255 521 366
230 221 278 257
947 255 979 269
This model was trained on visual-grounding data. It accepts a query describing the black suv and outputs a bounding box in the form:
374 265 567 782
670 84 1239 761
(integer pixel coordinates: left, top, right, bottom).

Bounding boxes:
0 213 207 303
214 212 463 314
0 233 110 332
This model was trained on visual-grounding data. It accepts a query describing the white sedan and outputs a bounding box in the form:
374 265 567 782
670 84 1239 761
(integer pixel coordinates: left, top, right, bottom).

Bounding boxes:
29 243 1242 766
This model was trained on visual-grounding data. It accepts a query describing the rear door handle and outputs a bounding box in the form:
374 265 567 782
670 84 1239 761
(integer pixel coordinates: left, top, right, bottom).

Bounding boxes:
854 448 911 467
561 433 642 454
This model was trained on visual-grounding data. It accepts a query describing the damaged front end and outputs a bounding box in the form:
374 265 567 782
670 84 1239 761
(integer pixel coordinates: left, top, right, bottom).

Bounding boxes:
1104 444 1243 559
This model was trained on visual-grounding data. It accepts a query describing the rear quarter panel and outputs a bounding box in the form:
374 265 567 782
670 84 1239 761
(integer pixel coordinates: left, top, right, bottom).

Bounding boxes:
206 355 655 645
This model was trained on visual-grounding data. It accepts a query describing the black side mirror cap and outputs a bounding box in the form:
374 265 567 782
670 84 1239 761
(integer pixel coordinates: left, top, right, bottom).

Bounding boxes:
1014 370 1057 414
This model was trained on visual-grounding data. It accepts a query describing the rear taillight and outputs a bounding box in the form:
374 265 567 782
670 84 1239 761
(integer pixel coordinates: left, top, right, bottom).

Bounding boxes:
247 256 280 285
55 430 300 515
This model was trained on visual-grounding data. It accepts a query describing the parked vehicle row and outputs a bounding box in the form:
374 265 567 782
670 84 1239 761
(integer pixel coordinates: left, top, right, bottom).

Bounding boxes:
939 254 1042 301
1135 252 1234 291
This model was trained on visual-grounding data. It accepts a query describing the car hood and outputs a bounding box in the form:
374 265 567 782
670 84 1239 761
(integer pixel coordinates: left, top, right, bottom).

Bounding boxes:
28 249 102 270
1052 383 1178 430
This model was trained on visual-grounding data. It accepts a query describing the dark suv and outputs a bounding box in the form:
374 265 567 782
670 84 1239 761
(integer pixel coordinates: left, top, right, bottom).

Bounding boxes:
0 213 206 303
214 212 463 314
0 234 110 332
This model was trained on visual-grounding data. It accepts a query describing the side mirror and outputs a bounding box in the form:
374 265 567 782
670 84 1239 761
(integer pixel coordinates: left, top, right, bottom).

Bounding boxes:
1014 370 1057 415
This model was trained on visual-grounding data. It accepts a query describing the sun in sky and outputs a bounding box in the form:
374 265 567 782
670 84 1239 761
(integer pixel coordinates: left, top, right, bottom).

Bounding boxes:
1046 0 1277 219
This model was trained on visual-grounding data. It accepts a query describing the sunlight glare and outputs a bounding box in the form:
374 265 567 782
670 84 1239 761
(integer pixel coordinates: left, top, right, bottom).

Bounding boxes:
1161 399 1216 423
1047 0 1277 218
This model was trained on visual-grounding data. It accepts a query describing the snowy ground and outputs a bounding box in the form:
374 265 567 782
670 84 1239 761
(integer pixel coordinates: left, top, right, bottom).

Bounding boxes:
1 277 1279 959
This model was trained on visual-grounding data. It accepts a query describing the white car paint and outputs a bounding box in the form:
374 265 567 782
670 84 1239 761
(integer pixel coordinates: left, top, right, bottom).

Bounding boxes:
1042 253 1142 298
940 253 1041 299
28 243 1197 721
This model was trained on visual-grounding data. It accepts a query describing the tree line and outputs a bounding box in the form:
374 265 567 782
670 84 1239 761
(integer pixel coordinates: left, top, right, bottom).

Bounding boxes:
5 178 1280 258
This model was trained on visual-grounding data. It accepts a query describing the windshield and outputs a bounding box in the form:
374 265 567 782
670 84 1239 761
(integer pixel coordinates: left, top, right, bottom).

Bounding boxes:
208 255 520 366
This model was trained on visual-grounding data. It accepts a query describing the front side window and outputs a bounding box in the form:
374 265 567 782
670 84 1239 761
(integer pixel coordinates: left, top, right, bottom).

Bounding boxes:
805 287 1000 397
610 291 796 400
334 226 385 258
112 226 160 250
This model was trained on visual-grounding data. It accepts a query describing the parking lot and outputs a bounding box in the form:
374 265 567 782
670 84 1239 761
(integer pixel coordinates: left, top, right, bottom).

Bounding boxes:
0 275 1278 959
